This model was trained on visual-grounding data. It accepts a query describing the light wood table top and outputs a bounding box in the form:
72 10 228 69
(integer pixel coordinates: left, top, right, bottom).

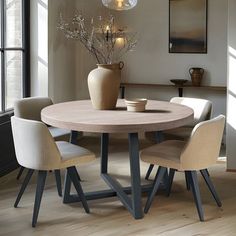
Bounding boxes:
41 99 194 133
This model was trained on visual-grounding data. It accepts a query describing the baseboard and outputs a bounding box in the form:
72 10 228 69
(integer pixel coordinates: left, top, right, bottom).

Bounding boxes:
226 169 236 173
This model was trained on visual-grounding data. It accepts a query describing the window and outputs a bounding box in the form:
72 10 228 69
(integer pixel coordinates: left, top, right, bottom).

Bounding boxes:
0 0 29 114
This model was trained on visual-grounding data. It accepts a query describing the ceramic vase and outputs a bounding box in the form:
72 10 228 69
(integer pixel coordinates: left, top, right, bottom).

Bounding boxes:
189 67 204 87
88 62 124 110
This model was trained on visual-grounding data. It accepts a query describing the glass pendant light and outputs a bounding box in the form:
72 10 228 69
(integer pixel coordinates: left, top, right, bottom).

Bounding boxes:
102 0 138 11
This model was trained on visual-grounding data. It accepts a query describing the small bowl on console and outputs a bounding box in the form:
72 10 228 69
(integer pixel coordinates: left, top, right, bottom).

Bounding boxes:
125 98 147 112
170 79 188 86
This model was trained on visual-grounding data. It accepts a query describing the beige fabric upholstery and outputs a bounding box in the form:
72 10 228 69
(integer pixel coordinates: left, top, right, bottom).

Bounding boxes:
141 140 185 170
56 141 95 168
141 115 225 171
164 97 212 140
11 116 95 171
170 97 212 126
14 97 70 139
14 97 53 121
48 127 71 139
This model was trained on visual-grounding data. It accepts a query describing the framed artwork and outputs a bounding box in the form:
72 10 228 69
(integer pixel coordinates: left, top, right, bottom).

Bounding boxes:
169 0 208 53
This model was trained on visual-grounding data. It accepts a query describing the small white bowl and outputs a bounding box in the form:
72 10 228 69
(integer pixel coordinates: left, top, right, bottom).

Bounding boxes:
125 98 148 112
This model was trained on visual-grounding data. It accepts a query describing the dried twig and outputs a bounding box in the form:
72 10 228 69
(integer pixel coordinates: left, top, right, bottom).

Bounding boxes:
58 13 137 64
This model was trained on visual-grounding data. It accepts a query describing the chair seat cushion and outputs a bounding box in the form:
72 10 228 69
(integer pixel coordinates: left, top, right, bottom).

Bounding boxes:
49 127 70 139
56 141 96 168
140 140 186 170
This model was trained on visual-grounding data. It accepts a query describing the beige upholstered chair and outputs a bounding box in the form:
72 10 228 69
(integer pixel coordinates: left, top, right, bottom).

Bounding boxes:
14 97 71 196
164 97 212 139
11 116 95 227
145 97 212 180
14 97 70 139
141 115 225 221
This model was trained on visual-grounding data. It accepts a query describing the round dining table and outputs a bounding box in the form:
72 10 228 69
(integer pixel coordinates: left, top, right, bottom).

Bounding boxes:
41 99 193 219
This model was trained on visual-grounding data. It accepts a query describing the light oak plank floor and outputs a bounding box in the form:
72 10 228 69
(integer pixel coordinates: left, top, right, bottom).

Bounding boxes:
0 135 235 236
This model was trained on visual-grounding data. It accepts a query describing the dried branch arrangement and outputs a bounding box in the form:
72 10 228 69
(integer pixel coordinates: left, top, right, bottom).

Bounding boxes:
58 14 137 64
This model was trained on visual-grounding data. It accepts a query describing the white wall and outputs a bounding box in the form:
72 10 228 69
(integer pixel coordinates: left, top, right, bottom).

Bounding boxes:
74 0 227 117
227 0 236 170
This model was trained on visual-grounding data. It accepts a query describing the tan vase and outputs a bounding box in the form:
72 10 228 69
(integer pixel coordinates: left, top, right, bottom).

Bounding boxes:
88 62 124 110
189 67 204 86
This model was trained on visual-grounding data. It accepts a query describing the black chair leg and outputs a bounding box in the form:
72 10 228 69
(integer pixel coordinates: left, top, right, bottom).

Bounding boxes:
32 171 47 227
16 166 25 180
166 169 175 197
14 169 34 208
54 170 62 197
185 172 191 191
67 166 89 213
63 171 72 204
77 171 82 182
145 164 154 180
200 169 222 207
144 166 167 214
188 171 204 221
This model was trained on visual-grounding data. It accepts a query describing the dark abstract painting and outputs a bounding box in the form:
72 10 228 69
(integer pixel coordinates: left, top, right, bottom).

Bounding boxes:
169 0 207 53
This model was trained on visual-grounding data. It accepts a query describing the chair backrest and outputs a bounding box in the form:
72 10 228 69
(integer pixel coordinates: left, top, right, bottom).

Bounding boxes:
14 97 53 121
180 115 225 170
170 97 212 126
11 116 61 170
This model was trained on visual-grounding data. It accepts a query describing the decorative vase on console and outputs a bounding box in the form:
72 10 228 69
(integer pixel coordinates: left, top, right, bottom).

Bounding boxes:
189 67 204 87
58 14 137 110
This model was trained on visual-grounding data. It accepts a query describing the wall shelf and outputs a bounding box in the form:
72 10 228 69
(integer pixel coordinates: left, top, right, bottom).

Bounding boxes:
120 82 227 98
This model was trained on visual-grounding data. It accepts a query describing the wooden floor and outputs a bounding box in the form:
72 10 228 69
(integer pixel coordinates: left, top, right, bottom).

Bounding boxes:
0 135 236 236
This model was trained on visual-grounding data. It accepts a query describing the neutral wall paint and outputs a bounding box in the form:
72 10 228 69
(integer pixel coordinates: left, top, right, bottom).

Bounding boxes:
74 0 227 118
48 0 77 103
227 0 236 170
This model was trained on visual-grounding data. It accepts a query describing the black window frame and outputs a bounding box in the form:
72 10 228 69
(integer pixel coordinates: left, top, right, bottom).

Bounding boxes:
0 0 30 115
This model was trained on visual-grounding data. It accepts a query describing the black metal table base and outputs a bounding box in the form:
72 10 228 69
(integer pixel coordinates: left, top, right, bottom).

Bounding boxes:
63 132 147 219
63 182 153 204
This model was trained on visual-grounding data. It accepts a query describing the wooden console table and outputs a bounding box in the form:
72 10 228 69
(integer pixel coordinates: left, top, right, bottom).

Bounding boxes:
120 83 227 98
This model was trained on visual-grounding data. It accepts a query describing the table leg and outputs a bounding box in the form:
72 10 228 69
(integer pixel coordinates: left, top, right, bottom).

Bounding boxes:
128 133 143 219
70 130 78 144
178 87 183 97
101 132 143 219
101 133 109 174
120 86 125 99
